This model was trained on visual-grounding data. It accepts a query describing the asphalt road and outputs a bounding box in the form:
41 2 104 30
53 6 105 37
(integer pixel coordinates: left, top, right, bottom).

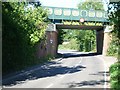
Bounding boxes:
3 50 109 88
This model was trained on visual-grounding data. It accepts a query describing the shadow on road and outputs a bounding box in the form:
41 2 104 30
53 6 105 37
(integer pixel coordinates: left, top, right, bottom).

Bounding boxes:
58 52 100 58
65 71 110 88
67 79 107 88
3 60 86 86
89 71 110 77
3 52 100 86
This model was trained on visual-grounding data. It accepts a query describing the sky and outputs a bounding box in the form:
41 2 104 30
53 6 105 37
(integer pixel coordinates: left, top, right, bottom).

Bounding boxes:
39 0 109 10
39 0 82 8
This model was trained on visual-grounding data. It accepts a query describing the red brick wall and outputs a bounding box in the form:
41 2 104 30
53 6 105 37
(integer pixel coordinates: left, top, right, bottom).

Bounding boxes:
36 40 47 58
46 31 58 56
36 31 58 58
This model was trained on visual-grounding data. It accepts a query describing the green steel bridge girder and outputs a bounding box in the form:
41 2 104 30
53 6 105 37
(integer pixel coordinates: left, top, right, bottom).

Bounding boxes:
43 6 109 23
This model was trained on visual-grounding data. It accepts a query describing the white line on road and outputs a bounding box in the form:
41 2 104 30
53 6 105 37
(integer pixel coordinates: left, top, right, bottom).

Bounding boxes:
46 71 71 88
59 71 71 79
59 75 65 79
46 83 53 88
79 57 82 63
75 57 83 67
97 56 107 89
44 57 83 88
103 60 107 90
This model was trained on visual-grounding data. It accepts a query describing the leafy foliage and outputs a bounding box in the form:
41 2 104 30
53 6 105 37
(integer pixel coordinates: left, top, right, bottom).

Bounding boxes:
108 2 120 61
77 0 104 10
107 37 118 57
109 62 120 89
76 30 96 52
75 0 103 52
57 29 66 45
108 2 120 89
59 38 79 50
28 0 41 7
59 29 96 52
2 2 48 74
58 1 104 52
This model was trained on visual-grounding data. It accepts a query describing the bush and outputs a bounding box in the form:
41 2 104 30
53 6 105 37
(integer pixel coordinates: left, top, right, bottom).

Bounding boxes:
58 39 79 50
110 62 120 73
107 38 118 57
110 70 120 81
111 80 120 90
109 62 120 90
2 2 48 75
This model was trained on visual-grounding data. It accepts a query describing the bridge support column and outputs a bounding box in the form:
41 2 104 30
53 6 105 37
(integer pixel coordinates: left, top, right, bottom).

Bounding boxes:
46 31 58 57
96 30 104 54
36 24 58 58
102 26 112 55
46 24 58 57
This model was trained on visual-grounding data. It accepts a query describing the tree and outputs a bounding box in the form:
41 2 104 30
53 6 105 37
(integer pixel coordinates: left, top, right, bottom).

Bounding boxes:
76 0 104 52
108 1 120 61
108 2 120 89
58 0 104 52
77 0 104 10
57 29 66 45
2 2 48 74
75 30 96 52
28 0 41 7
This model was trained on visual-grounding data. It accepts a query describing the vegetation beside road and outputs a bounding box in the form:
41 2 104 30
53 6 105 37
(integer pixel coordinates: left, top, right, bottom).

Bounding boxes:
107 37 118 57
108 1 120 89
2 2 49 75
58 30 96 52
109 62 120 89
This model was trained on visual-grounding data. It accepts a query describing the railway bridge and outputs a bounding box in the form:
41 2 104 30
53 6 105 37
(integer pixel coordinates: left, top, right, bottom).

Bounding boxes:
37 6 112 58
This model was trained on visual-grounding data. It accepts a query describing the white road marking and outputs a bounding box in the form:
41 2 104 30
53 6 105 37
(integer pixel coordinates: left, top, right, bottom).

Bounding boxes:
59 57 83 79
46 83 53 88
59 71 71 79
103 60 107 90
0 86 2 90
80 57 83 63
75 57 83 67
97 56 107 89
59 75 65 79
46 71 71 87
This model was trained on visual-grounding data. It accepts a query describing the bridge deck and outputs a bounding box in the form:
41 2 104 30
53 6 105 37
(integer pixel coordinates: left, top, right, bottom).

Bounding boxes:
44 6 109 22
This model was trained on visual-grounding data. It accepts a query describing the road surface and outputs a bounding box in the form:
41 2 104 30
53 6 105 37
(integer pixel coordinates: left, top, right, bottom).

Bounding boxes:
3 50 109 88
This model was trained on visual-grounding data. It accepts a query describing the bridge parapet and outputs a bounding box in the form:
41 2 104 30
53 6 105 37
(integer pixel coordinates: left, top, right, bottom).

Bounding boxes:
43 6 109 22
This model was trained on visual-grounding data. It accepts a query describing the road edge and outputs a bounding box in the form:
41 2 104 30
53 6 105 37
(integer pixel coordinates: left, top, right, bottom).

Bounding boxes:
97 55 117 88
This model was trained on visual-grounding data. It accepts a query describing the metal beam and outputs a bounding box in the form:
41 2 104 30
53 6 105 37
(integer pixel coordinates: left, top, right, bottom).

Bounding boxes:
56 24 104 30
43 6 108 22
